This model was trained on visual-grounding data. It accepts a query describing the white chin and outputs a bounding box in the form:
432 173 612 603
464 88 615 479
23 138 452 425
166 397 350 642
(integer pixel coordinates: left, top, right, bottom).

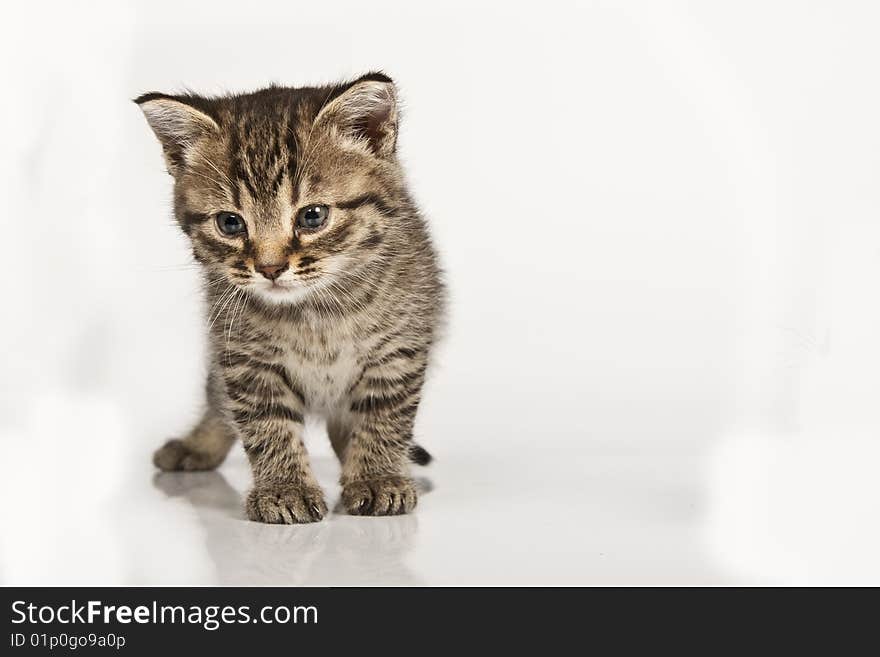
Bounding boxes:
252 283 311 305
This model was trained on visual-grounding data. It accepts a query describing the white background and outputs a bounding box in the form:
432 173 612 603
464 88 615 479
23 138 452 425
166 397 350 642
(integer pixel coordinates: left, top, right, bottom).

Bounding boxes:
2 0 880 585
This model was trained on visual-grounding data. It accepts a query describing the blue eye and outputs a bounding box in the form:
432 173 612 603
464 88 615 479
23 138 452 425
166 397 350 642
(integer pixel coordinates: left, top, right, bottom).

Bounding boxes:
297 205 329 230
216 212 246 236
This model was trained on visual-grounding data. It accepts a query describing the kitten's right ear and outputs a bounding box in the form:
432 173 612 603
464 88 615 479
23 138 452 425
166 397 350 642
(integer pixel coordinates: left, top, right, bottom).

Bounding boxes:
134 93 219 176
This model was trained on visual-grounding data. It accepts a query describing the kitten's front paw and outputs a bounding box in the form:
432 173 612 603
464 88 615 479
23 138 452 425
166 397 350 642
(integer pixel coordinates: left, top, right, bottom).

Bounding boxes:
246 484 327 524
153 439 224 472
342 476 417 516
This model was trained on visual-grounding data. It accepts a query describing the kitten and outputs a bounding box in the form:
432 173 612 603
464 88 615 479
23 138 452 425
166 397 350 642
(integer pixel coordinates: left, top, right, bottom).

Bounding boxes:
136 73 444 523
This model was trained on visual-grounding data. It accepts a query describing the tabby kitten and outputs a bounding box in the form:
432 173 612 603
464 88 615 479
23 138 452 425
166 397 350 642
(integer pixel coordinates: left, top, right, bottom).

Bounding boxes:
136 73 444 523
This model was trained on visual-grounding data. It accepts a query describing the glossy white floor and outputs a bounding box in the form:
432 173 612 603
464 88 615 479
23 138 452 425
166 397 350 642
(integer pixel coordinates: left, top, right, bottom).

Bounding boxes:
1 422 737 586
4 403 879 586
131 440 730 586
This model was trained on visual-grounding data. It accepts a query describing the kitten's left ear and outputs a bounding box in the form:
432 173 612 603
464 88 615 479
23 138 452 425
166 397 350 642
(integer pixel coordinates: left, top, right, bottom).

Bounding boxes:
316 73 399 158
134 92 219 176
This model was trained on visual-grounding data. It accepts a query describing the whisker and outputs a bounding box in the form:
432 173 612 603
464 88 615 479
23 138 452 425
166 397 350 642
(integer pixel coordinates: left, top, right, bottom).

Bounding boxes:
207 284 238 330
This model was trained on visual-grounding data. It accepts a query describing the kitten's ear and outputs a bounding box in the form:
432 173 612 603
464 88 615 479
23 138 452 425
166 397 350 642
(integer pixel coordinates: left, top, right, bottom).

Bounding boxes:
316 73 399 158
134 93 219 175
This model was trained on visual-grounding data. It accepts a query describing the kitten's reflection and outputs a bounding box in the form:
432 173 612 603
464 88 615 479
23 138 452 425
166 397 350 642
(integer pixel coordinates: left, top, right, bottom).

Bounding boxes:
152 468 426 585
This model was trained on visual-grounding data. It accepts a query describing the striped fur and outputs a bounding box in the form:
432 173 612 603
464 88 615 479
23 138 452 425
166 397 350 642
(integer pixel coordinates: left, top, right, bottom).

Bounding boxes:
138 73 445 523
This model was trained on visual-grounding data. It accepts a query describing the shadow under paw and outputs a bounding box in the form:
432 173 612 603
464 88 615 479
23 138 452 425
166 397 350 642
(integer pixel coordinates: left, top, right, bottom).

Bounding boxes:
246 484 328 524
153 439 224 472
342 476 417 516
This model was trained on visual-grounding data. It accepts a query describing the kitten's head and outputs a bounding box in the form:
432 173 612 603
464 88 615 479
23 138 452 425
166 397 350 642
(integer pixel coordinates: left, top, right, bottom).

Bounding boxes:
136 73 402 305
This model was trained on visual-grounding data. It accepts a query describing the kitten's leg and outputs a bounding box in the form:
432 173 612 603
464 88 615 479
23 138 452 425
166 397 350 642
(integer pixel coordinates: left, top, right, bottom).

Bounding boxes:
153 410 235 472
220 358 326 524
330 416 432 465
339 348 428 516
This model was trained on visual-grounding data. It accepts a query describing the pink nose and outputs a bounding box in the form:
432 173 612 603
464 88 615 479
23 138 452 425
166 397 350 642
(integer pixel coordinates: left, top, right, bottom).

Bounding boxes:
256 262 289 280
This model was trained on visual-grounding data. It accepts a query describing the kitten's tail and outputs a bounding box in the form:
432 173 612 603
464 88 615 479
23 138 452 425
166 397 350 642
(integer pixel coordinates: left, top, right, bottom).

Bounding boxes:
409 444 433 466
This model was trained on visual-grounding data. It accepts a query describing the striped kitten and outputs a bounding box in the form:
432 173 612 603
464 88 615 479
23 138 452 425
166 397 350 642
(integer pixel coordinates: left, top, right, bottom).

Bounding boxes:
137 73 444 523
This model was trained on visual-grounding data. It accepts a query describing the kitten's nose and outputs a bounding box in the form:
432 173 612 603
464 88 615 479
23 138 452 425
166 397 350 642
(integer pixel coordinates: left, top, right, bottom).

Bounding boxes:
255 262 289 280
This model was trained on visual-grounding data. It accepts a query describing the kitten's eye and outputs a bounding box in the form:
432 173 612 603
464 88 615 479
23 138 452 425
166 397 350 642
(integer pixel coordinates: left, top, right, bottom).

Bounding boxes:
297 205 329 230
216 212 246 236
